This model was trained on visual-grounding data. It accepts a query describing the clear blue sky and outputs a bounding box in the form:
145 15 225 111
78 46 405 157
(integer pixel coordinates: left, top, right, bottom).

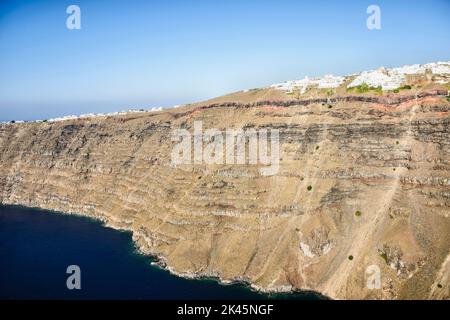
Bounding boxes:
0 0 449 121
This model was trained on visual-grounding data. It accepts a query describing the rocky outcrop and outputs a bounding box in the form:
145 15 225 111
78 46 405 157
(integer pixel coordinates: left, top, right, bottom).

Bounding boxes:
0 85 449 299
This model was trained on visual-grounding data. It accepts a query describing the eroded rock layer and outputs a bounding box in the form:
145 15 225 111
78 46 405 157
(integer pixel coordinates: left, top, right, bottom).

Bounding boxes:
1 89 449 299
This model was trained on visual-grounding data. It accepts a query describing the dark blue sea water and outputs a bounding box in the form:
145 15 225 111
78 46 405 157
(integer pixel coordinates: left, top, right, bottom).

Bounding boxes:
0 205 322 300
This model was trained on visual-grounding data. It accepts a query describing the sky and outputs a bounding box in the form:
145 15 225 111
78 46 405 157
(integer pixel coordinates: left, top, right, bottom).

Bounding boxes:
0 0 449 121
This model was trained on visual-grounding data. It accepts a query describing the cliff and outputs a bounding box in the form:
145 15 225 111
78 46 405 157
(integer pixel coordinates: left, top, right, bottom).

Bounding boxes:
1 64 449 299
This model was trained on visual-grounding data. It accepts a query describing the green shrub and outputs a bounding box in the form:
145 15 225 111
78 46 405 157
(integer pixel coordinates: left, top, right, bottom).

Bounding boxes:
353 83 383 94
355 211 361 217
307 185 312 191
392 85 412 93
356 83 370 93
348 255 354 261
374 86 382 94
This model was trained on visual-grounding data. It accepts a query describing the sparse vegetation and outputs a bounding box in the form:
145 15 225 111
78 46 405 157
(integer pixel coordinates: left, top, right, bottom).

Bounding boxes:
391 85 412 93
348 83 383 94
356 83 370 93
373 86 383 94
1 61 450 301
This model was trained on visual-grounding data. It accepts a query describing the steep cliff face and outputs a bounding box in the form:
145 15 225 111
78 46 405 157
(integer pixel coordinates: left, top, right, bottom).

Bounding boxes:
1 83 449 299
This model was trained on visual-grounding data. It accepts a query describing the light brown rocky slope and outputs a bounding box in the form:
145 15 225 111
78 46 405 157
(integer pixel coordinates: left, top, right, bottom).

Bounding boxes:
0 81 449 300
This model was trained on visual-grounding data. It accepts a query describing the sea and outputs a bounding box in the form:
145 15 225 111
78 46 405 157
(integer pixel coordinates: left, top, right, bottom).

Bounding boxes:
0 205 323 300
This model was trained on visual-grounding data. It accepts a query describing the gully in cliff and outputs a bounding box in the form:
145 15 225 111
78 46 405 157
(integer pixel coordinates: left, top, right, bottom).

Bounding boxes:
171 121 280 176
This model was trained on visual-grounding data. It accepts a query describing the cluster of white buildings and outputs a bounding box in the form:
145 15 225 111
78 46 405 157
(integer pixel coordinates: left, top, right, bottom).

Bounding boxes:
271 74 345 94
347 68 405 90
271 61 450 93
46 107 163 123
4 62 450 125
2 107 164 125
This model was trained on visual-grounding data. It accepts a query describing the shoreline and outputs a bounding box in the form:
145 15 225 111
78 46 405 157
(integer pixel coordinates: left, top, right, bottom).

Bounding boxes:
0 203 329 300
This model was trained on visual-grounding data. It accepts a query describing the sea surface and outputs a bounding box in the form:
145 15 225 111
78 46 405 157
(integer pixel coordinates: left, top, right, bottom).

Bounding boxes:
0 205 323 300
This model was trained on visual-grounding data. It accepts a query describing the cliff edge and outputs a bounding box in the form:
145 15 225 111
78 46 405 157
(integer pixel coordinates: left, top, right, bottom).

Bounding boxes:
1 62 449 299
